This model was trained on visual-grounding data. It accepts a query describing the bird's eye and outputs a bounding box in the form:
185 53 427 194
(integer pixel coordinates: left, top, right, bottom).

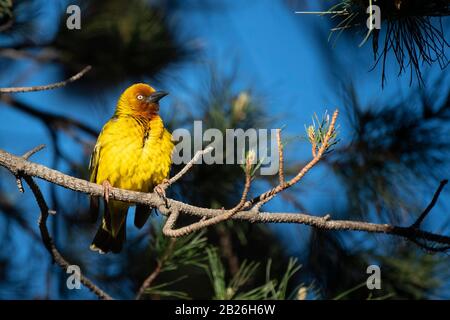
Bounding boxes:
137 94 144 100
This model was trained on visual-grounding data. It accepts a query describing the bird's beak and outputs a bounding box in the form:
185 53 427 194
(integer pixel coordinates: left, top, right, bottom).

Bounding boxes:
147 91 169 103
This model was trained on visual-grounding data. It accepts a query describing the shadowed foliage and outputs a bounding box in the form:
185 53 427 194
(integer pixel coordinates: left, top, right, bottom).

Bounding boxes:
53 0 192 88
310 0 449 86
329 81 450 222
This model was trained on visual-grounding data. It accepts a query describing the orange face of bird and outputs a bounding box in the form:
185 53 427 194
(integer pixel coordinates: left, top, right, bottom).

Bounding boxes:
118 83 168 118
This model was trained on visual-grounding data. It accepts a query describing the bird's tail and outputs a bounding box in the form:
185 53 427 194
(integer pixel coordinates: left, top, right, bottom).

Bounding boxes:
90 199 128 254
134 204 153 229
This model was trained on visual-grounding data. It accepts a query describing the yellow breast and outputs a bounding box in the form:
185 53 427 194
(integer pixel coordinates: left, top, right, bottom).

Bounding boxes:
92 115 174 192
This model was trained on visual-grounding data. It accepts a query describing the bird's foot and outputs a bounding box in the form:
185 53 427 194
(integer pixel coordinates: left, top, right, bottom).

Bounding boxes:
160 178 170 189
154 182 169 208
102 180 112 204
154 184 166 198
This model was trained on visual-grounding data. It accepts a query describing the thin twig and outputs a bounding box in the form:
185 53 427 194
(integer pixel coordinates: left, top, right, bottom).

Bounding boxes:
312 142 317 158
233 161 253 211
167 146 214 187
294 11 348 15
246 110 339 210
163 167 252 238
8 145 113 299
411 179 448 228
153 146 214 208
0 66 92 93
276 129 285 185
15 145 46 193
21 175 113 300
22 144 46 160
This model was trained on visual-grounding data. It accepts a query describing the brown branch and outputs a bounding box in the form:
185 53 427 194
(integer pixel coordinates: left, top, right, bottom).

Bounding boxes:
22 144 46 160
152 146 214 208
20 174 112 300
162 184 250 238
3 145 111 299
164 146 214 188
276 129 285 185
155 144 252 237
15 144 47 193
0 66 97 148
162 158 253 238
233 158 253 211
0 147 449 249
2 146 113 299
136 238 176 300
0 66 91 93
246 109 339 210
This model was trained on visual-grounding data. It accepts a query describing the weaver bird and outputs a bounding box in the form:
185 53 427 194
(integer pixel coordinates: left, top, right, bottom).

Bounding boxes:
89 83 174 254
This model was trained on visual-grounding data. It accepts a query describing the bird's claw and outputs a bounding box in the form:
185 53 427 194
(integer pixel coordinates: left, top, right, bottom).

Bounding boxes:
102 180 112 204
154 185 166 198
154 183 168 208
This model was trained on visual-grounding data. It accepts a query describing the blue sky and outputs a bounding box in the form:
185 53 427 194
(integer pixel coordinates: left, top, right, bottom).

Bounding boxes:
0 0 449 299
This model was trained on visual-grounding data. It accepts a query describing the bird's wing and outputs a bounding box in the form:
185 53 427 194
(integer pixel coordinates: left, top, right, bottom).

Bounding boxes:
89 142 101 222
89 116 120 182
89 142 101 183
134 204 152 229
88 117 119 222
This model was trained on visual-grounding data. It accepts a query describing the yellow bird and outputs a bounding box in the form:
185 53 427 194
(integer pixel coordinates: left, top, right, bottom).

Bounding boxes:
89 83 174 254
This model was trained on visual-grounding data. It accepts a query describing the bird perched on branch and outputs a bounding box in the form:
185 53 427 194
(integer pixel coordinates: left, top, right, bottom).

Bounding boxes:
89 83 174 253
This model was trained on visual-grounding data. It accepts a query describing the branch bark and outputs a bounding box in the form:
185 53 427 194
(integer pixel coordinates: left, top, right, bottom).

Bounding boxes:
9 148 113 300
244 110 339 209
21 175 112 300
0 147 448 249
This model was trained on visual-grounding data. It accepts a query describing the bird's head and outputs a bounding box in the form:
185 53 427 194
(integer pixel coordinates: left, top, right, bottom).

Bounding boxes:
117 83 168 118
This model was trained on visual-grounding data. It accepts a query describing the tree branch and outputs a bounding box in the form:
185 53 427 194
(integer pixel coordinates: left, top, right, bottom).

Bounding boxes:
162 153 253 238
0 147 448 249
245 110 339 209
13 151 112 300
22 144 46 160
276 128 285 185
411 179 448 228
0 66 92 93
167 146 214 186
14 145 47 193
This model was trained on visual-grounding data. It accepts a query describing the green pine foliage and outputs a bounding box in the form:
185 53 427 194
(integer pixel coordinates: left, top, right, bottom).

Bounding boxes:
204 247 302 300
0 0 13 27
